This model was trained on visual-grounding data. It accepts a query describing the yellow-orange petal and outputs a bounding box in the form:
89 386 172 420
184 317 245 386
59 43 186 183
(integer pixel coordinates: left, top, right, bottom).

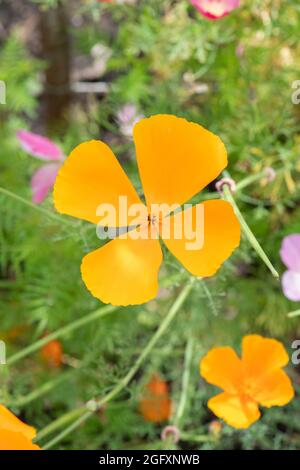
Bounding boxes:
139 394 172 423
247 369 294 408
0 430 41 450
54 140 142 225
208 392 260 429
146 374 169 396
0 405 36 441
133 115 227 208
200 347 243 394
81 228 163 306
139 374 171 423
162 200 240 277
242 335 289 379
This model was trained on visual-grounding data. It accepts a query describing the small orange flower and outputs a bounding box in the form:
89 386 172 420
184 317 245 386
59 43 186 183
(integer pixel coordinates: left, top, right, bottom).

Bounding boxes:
0 405 41 450
54 115 240 306
139 374 172 423
209 419 222 437
41 340 63 367
41 339 63 367
200 335 295 429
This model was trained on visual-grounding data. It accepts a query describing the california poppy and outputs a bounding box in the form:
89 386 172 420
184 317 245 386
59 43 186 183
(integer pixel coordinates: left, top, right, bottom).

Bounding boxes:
0 405 41 450
139 374 172 423
41 339 63 367
54 114 240 306
200 335 294 429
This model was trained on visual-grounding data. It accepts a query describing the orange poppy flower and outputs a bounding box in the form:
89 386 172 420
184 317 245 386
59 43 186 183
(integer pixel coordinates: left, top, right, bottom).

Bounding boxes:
0 404 41 450
139 374 172 423
200 335 295 429
54 114 240 306
41 339 63 367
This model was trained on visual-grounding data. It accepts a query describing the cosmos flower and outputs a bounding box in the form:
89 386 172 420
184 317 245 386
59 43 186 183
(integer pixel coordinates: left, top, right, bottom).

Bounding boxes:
117 104 144 138
190 0 240 20
17 130 64 204
280 234 300 301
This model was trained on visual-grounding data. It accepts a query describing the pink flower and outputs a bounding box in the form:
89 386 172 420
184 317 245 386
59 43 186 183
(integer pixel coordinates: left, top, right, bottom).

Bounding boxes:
280 234 300 302
117 104 144 138
190 0 240 20
17 130 64 204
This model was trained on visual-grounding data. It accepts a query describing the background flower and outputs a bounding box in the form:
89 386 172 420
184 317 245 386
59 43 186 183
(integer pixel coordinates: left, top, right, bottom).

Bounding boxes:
17 130 64 204
190 0 240 20
280 234 300 301
139 374 172 423
200 335 294 429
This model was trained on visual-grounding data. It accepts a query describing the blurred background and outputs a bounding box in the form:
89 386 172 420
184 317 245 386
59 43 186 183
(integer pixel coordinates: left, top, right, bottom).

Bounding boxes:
1 0 300 450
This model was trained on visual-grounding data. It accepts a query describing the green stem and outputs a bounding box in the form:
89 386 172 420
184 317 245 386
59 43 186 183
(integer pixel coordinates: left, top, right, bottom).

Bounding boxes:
7 305 117 366
200 280 218 316
38 280 195 449
287 309 300 318
222 185 279 278
7 371 73 407
174 337 194 428
36 407 87 442
235 170 267 191
180 432 213 444
0 186 74 226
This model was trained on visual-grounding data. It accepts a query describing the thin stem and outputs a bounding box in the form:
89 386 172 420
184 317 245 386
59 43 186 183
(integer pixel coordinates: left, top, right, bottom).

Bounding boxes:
7 371 73 407
0 186 74 226
222 185 279 278
199 280 218 316
235 171 267 191
180 432 213 444
287 309 300 318
174 337 194 428
39 280 195 449
7 305 117 366
36 407 87 442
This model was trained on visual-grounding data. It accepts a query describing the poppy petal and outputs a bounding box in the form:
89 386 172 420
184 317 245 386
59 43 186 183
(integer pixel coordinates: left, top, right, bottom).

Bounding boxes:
17 130 63 161
31 163 60 204
248 369 294 408
208 392 260 429
139 395 171 423
81 228 163 306
0 405 36 440
200 347 243 394
161 200 240 277
54 140 143 225
242 335 289 378
0 430 41 450
281 270 300 301
133 115 227 208
279 234 300 271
